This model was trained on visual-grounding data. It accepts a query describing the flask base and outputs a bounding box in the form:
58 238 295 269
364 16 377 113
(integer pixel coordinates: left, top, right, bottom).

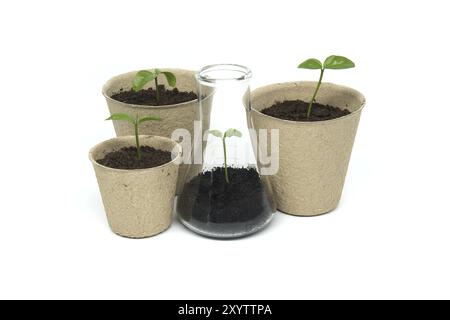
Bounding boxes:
179 212 274 240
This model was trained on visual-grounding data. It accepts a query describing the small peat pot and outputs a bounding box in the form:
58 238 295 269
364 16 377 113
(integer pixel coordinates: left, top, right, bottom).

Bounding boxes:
102 68 209 194
251 81 365 216
89 135 182 238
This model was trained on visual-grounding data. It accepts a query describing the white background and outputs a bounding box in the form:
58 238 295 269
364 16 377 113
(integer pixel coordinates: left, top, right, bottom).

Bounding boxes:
0 0 449 300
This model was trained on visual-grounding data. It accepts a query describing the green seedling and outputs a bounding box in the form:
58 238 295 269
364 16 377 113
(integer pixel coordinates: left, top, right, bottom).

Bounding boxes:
298 55 355 118
207 128 242 184
106 113 161 160
132 69 176 105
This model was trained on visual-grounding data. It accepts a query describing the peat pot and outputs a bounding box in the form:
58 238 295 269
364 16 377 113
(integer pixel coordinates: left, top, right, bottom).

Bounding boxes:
89 135 182 238
250 81 365 216
103 69 210 194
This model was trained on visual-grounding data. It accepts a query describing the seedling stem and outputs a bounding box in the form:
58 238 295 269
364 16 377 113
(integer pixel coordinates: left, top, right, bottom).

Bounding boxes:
132 69 176 105
207 129 242 184
298 55 355 119
106 113 161 160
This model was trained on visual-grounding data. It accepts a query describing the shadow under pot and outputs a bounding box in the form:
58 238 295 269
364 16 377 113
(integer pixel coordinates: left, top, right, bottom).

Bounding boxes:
89 135 182 238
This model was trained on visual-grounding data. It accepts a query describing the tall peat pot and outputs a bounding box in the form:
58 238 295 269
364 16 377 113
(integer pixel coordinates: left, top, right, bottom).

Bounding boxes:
89 135 182 238
250 81 365 216
103 68 209 194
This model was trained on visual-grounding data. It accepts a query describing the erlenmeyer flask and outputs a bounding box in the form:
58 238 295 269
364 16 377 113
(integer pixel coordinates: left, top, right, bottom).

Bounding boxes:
177 64 276 239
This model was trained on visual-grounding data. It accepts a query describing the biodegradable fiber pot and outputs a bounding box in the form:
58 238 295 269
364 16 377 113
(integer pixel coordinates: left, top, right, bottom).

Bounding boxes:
250 81 365 216
103 69 200 137
102 69 209 194
89 135 182 238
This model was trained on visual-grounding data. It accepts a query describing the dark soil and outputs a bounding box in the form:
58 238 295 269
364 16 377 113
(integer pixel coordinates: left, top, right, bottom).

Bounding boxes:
262 100 350 121
96 146 172 170
178 167 273 238
111 85 197 106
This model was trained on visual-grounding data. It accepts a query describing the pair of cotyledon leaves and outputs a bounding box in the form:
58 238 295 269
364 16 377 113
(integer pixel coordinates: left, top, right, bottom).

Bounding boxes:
133 69 177 92
298 55 355 70
207 129 242 139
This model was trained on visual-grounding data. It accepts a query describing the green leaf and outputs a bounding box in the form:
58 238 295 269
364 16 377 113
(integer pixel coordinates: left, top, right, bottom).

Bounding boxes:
106 113 136 124
133 70 158 92
138 115 161 125
298 58 323 69
323 55 355 69
207 130 223 138
224 128 242 138
161 71 176 87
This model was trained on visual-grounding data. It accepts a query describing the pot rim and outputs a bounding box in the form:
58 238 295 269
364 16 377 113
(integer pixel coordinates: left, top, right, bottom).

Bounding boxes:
89 135 182 172
250 81 366 126
102 68 198 110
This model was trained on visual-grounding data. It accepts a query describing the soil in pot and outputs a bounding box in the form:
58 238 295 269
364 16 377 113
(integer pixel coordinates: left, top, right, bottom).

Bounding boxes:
96 146 172 170
178 167 273 238
262 100 350 122
111 85 198 106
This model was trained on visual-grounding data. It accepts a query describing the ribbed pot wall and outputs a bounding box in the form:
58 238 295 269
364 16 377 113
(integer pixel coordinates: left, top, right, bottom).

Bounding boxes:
89 136 181 238
250 82 365 216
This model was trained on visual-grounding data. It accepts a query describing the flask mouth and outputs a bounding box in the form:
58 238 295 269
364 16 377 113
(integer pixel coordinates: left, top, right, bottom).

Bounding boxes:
197 64 252 85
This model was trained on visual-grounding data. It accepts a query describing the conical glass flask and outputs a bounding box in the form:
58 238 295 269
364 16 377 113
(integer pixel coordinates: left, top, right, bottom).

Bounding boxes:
177 64 276 239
